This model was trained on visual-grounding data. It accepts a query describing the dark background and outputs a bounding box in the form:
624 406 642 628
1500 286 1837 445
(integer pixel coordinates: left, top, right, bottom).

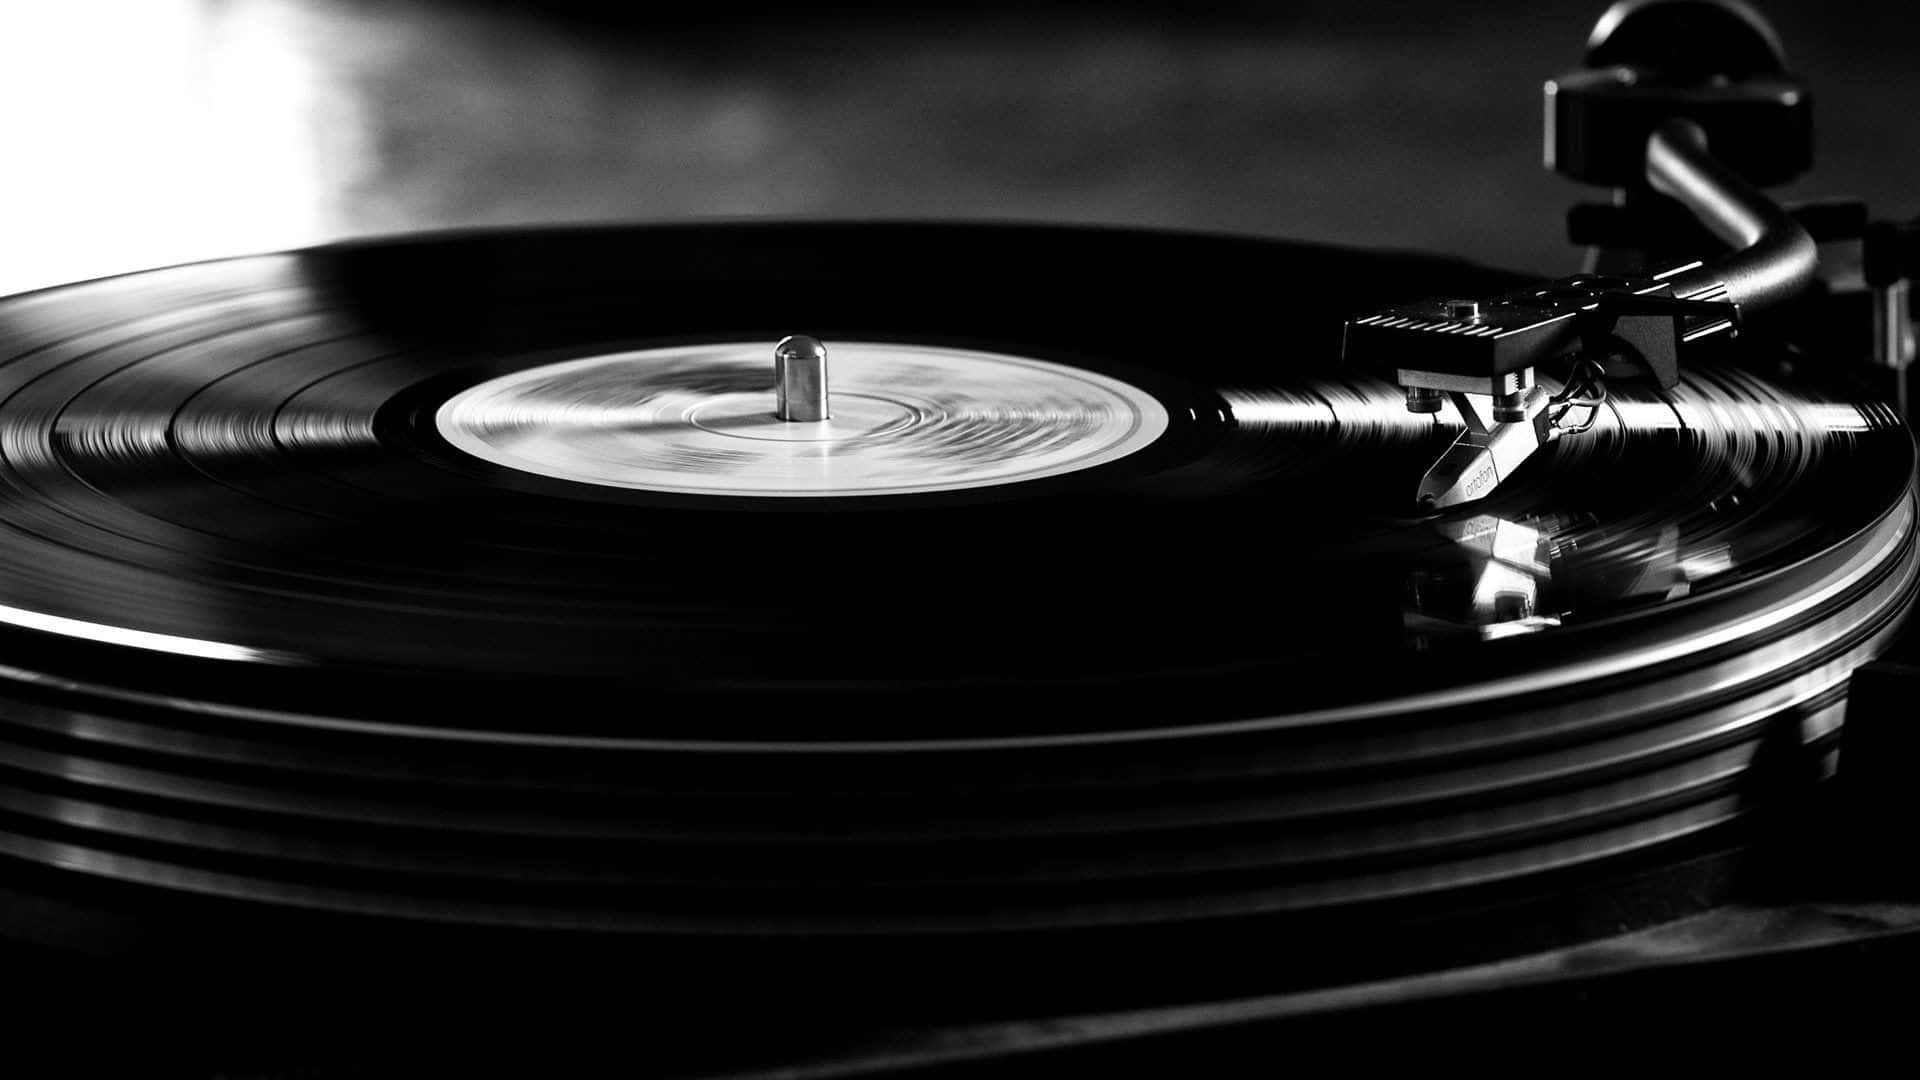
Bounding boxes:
3 0 1915 293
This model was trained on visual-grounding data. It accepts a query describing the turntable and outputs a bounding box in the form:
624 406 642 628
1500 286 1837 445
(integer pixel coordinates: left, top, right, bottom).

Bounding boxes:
3 0 1918 1074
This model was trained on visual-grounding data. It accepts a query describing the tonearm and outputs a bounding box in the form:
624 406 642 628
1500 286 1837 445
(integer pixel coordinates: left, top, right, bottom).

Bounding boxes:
1342 0 1915 509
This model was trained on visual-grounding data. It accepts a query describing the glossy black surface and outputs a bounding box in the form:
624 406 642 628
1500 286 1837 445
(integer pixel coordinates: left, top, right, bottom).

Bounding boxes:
0 223 1904 740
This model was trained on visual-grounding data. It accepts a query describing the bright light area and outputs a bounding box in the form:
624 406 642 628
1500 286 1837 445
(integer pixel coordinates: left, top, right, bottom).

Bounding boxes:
0 0 323 295
0 598 275 662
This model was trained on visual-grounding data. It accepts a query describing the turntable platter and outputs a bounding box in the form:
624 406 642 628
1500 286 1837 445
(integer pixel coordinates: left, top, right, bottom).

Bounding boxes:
0 223 1909 964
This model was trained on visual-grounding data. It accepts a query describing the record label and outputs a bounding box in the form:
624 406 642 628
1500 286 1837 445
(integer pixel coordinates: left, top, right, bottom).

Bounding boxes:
433 342 1170 496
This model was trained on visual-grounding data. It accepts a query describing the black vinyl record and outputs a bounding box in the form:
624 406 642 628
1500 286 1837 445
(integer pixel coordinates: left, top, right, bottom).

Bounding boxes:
0 224 1903 728
0 223 1910 984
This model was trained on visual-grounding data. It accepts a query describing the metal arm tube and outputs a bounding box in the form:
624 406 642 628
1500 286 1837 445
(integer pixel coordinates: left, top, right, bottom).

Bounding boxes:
1646 118 1817 311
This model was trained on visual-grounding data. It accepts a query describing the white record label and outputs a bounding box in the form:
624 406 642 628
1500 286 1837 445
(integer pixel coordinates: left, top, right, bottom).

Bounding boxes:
435 342 1169 496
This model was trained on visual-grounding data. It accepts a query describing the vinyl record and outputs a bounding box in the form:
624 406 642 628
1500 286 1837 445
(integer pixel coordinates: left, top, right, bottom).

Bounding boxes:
0 224 1909 973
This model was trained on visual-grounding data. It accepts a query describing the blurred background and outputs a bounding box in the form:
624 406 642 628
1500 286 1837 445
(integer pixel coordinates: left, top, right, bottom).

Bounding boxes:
0 0 1914 296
